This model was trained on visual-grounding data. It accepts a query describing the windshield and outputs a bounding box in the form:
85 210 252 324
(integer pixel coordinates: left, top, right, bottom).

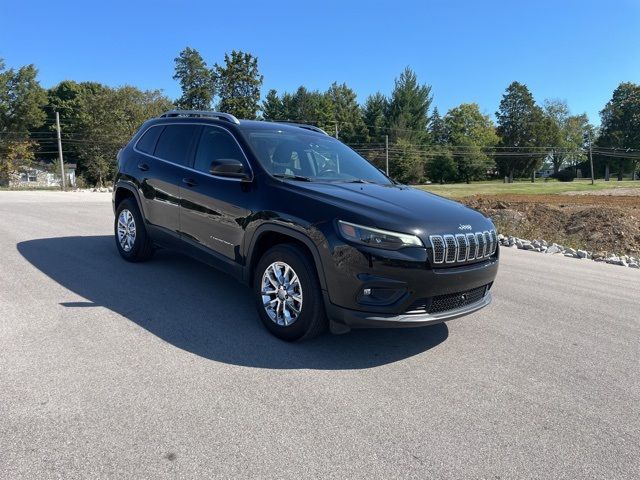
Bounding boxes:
243 129 392 184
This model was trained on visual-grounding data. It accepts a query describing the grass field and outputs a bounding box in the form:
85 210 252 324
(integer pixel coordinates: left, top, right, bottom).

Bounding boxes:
417 179 640 198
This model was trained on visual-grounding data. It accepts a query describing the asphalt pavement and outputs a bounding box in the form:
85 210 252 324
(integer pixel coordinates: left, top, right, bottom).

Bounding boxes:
1 191 638 479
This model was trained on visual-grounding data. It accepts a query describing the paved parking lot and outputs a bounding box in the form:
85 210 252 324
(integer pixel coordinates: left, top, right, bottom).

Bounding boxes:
1 191 638 479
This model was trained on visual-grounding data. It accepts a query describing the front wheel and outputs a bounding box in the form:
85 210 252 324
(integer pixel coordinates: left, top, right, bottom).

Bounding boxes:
253 244 328 341
114 198 154 262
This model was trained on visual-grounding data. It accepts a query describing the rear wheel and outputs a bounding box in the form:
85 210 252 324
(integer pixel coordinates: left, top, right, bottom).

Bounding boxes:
114 198 154 262
253 244 328 341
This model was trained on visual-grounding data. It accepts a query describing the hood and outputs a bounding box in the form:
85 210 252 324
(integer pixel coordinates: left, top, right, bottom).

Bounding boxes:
286 181 494 239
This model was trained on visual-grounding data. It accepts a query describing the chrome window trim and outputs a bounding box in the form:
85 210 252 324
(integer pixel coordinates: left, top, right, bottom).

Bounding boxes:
133 121 254 183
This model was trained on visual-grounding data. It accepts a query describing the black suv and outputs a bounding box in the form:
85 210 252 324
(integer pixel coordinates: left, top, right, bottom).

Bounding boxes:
113 110 499 341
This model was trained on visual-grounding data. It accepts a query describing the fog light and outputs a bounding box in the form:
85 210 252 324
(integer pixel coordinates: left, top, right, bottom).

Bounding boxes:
363 288 372 296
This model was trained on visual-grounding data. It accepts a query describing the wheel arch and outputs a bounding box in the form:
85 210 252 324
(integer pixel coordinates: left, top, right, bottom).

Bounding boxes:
246 224 328 291
114 181 145 218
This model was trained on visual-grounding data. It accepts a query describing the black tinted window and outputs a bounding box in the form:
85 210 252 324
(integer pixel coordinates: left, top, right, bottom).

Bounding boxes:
136 125 164 154
154 125 198 166
194 127 245 173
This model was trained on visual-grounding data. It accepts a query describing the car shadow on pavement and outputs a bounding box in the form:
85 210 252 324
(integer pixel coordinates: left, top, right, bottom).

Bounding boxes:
17 235 448 370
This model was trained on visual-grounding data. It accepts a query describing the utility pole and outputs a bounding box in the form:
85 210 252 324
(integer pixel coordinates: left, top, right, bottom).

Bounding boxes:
55 112 66 190
385 135 389 175
588 130 595 185
334 122 339 140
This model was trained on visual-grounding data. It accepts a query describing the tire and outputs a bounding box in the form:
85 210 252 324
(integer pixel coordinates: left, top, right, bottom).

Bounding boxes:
253 243 328 341
114 197 154 262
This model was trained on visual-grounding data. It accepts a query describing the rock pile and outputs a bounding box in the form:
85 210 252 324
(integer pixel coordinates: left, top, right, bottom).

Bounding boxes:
497 234 640 269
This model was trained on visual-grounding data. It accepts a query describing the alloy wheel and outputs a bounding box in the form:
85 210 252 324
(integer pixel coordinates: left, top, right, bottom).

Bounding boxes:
117 209 137 252
261 261 303 326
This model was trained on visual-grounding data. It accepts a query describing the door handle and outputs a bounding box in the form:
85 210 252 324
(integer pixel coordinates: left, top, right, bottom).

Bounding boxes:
182 178 198 187
137 163 149 171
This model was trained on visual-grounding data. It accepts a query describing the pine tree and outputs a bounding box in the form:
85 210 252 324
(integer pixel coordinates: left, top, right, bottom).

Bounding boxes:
495 81 545 182
428 107 448 145
326 82 368 143
363 92 388 143
388 67 432 143
214 50 263 119
173 47 215 110
261 89 284 120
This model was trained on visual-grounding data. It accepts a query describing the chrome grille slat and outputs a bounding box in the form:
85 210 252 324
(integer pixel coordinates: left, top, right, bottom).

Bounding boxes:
476 232 486 258
455 234 468 262
466 233 477 260
430 236 445 264
429 229 497 265
444 235 457 263
483 231 491 258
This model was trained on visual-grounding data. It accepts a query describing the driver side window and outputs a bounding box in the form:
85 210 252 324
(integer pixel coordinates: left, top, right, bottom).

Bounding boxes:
194 126 245 174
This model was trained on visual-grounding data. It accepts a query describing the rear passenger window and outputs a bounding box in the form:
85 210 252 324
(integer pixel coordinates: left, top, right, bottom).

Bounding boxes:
154 125 198 166
136 126 164 154
194 126 246 173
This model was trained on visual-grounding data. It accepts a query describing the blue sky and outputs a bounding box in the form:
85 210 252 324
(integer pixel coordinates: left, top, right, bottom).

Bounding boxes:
2 0 639 124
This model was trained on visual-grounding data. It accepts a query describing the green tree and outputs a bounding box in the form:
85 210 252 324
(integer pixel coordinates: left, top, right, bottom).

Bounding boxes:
279 87 333 131
40 81 108 163
214 50 263 119
495 81 545 182
76 85 172 185
0 60 47 183
597 82 640 180
326 82 368 143
425 146 456 184
362 92 388 143
428 107 448 145
0 60 47 135
261 89 285 120
444 103 498 182
390 138 423 184
173 47 215 110
542 99 590 174
0 140 36 185
388 67 432 143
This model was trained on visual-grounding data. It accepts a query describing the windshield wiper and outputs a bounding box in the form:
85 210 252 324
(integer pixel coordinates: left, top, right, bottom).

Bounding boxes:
340 179 377 184
272 173 312 182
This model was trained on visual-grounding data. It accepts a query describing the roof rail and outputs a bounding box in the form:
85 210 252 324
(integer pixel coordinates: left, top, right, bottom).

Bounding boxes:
159 110 240 125
271 120 329 136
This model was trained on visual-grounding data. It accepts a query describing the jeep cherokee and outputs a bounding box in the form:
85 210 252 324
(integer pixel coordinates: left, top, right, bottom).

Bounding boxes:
113 110 499 341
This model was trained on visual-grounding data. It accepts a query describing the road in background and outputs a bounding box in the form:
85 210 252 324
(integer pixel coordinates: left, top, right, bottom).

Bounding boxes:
1 191 638 479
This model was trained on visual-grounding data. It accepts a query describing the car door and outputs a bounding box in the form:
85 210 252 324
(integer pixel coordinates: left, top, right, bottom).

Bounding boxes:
135 124 199 234
179 125 253 263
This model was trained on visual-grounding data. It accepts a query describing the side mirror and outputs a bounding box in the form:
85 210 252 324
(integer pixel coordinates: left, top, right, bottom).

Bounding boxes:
210 158 249 179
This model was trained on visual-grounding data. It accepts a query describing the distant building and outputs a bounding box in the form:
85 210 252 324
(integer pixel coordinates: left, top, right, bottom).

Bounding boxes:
3 162 77 188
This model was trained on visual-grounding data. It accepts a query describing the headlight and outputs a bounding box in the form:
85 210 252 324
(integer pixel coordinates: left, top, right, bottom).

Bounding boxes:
337 220 424 250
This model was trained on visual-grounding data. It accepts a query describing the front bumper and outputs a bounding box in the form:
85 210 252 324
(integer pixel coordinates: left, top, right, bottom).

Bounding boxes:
317 236 499 333
326 292 492 333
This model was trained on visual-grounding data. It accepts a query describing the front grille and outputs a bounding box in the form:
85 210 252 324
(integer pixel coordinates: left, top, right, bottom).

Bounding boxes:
429 229 497 265
405 284 489 315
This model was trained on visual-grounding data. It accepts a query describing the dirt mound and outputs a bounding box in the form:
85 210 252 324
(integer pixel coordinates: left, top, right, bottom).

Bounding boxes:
464 195 640 256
